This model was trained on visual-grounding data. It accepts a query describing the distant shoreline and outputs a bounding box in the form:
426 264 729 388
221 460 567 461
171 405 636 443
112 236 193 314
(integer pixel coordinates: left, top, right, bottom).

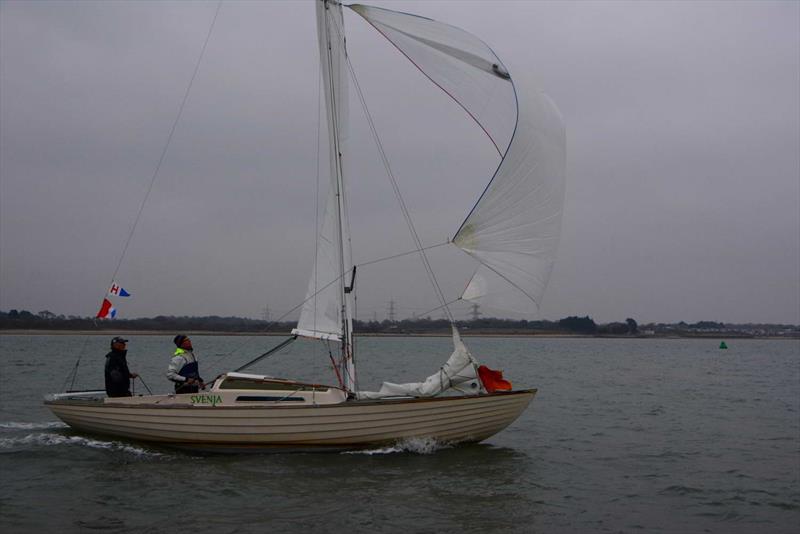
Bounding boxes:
0 329 571 338
0 329 795 340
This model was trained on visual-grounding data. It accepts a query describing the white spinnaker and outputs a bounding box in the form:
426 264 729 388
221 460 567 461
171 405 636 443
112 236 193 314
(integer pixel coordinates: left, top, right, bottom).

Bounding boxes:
351 3 566 316
455 88 566 315
293 0 354 345
349 3 516 155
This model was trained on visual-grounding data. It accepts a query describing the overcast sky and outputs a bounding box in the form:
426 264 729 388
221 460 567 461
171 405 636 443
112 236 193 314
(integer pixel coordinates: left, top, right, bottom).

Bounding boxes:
1 0 798 325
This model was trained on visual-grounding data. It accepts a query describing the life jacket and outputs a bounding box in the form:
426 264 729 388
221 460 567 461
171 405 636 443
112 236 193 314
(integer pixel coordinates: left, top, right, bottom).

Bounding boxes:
174 348 200 380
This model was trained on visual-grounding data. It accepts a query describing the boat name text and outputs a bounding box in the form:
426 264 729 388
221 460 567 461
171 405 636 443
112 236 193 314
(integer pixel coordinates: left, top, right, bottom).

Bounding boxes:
191 394 222 406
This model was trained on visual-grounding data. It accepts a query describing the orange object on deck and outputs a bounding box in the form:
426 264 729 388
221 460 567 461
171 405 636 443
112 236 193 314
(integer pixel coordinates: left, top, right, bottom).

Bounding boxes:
478 365 512 393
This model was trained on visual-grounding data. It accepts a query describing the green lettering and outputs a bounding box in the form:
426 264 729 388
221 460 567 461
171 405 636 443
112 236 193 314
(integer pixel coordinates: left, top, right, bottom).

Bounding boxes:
191 394 222 406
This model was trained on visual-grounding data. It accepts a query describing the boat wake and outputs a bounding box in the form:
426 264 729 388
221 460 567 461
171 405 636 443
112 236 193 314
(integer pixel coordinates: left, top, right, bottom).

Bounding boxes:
0 421 68 430
344 437 451 455
0 430 162 457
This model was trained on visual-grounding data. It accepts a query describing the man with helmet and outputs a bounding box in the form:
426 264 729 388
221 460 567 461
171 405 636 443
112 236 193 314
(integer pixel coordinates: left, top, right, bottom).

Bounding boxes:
167 334 205 394
104 336 139 397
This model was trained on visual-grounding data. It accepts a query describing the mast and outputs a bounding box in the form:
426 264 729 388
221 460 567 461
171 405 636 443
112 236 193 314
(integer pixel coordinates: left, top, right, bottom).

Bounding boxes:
319 0 356 392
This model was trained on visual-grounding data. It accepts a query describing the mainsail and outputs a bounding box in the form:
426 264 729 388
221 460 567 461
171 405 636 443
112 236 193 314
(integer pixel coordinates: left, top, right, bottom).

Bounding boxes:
293 0 356 389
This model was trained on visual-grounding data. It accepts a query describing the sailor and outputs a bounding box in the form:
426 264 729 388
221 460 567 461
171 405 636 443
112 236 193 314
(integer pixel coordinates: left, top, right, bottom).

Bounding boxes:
167 335 205 394
104 336 139 397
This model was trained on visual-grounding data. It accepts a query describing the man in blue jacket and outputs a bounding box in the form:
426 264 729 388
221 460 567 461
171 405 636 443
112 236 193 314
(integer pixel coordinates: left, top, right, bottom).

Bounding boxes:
167 335 204 394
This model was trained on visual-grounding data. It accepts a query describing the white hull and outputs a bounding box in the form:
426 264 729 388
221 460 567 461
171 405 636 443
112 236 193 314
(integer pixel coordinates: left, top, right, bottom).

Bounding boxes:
45 390 535 452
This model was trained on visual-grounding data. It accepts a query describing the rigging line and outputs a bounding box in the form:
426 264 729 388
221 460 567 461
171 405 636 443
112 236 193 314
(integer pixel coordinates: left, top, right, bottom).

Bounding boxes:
414 297 463 321
207 241 455 376
325 339 345 390
206 238 448 372
106 0 223 289
356 241 449 268
312 49 323 338
207 235 437 375
328 15 455 325
210 241 447 367
457 247 540 309
234 336 298 373
63 336 92 392
348 62 452 323
66 2 224 391
204 270 347 373
214 29 329 379
137 375 154 395
124 5 221 278
350 280 358 390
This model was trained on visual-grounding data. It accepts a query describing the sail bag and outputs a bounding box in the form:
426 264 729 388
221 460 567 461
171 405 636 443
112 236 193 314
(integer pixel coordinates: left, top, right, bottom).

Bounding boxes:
359 327 482 399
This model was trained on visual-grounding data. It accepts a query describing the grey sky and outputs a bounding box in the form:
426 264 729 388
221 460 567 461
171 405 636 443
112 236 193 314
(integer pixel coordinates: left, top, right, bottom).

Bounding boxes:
1 0 798 325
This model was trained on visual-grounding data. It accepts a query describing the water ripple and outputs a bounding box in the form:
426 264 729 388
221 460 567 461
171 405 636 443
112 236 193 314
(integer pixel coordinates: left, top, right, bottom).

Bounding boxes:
660 485 705 495
0 421 67 430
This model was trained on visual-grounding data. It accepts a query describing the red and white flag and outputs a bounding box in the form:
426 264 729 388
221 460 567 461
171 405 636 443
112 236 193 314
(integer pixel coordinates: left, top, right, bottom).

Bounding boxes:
96 298 117 319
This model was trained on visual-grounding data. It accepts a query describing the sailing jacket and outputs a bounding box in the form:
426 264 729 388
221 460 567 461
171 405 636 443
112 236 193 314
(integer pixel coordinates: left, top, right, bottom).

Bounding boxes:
105 349 133 397
167 348 201 384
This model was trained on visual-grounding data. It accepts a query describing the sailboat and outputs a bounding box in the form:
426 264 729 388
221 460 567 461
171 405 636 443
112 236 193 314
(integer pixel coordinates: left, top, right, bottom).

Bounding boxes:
45 0 565 452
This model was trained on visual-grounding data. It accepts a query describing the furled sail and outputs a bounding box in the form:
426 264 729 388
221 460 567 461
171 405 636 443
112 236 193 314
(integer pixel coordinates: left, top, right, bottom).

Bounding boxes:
359 327 483 399
293 0 354 343
350 3 566 315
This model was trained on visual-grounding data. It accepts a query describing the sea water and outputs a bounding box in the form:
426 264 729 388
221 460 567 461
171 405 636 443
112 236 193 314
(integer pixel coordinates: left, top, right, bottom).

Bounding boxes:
0 334 797 533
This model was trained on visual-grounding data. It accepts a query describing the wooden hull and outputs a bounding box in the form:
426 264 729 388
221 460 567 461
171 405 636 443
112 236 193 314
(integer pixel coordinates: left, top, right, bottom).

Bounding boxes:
45 390 535 452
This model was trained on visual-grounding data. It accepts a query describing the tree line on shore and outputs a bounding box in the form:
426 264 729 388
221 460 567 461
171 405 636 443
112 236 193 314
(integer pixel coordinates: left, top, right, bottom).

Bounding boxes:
2 309 796 337
0 309 632 334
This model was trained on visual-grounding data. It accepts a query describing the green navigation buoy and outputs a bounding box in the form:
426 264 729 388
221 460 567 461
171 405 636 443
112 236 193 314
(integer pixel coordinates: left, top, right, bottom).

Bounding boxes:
719 341 728 349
